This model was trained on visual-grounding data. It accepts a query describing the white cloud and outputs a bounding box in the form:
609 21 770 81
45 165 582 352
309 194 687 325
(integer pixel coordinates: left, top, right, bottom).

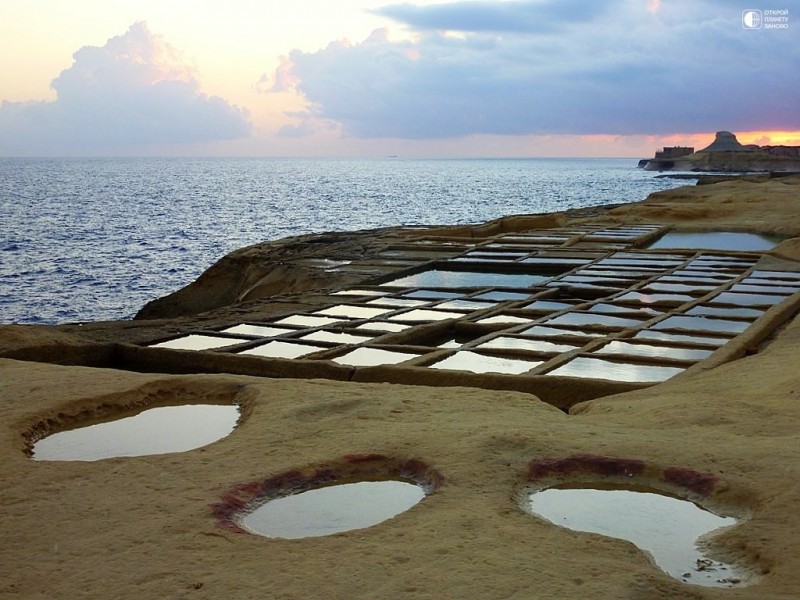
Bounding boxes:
0 22 251 155
274 0 800 139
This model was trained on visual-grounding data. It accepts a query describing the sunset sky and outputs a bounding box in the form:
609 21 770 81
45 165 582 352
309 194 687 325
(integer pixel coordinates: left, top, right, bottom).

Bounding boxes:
0 0 798 157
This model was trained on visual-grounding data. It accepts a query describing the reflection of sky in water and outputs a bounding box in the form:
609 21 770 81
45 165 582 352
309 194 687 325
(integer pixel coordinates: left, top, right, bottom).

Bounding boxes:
299 331 372 345
633 330 730 347
219 324 296 338
648 231 779 251
388 309 465 322
241 481 425 539
33 404 240 461
315 305 394 319
274 315 345 327
239 341 329 359
547 356 683 382
686 306 763 319
594 341 712 362
477 337 578 354
527 488 742 587
709 293 786 307
653 315 749 334
333 347 418 366
150 334 250 351
381 269 551 289
547 313 644 329
429 351 541 374
616 291 694 305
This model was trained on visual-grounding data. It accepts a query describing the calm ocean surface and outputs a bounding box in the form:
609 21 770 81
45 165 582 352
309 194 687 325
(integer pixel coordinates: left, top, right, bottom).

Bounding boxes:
0 157 684 324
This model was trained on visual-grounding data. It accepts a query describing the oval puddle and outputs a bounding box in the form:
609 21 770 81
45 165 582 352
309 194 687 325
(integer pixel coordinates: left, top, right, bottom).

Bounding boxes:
240 480 426 539
524 486 746 587
32 404 240 461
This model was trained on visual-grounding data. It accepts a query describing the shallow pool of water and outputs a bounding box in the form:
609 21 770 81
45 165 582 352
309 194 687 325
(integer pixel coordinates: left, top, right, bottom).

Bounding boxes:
219 324 297 338
547 356 684 382
525 487 744 587
647 231 780 252
429 351 541 374
239 340 330 359
381 269 552 289
594 341 713 362
477 337 579 354
332 347 419 366
240 480 426 539
32 404 239 461
149 334 251 351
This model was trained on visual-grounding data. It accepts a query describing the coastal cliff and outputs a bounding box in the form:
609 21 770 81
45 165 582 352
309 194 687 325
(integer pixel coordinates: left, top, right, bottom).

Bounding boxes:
644 131 800 173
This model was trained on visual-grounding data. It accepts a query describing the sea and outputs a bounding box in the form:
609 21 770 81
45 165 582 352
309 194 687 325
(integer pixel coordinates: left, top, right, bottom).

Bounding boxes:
0 157 686 325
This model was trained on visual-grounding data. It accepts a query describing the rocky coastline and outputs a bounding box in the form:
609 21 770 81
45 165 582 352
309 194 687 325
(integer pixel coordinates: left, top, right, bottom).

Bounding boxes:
2 175 800 599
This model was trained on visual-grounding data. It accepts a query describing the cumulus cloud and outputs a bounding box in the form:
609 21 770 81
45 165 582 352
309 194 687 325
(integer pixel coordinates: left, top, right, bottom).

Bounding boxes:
275 0 800 139
0 22 251 155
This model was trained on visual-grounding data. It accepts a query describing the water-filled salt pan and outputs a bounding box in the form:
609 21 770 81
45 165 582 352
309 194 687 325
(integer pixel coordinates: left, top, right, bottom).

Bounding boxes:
429 351 541 374
333 347 418 366
526 487 744 587
240 480 425 539
547 356 684 382
647 231 779 251
150 334 250 351
32 404 239 461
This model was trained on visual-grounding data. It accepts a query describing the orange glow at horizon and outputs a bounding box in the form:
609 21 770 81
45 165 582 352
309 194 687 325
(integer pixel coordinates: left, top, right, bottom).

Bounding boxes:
735 131 800 146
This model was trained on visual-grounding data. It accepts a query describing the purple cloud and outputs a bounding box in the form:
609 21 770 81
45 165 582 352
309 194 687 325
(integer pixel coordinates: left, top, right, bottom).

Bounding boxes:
275 0 800 139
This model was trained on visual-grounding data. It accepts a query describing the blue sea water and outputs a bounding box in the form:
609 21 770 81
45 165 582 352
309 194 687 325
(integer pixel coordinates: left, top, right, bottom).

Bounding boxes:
0 157 684 324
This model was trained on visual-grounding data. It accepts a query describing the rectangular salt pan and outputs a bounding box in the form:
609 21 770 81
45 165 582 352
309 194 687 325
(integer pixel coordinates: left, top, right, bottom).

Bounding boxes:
709 292 787 307
547 356 684 383
388 309 465 322
429 351 541 374
150 334 251 351
633 330 730 348
594 341 713 362
299 331 372 344
381 269 552 289
219 324 296 337
315 305 394 319
546 313 644 329
239 341 330 359
652 315 749 334
476 337 579 354
332 347 418 366
274 315 346 327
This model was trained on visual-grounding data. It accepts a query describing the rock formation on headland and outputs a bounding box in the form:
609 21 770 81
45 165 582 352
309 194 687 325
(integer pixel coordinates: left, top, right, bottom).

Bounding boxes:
643 131 800 173
2 176 800 599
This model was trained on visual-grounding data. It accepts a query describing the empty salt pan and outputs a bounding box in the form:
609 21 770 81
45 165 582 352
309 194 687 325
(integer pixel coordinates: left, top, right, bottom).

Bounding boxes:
33 404 240 461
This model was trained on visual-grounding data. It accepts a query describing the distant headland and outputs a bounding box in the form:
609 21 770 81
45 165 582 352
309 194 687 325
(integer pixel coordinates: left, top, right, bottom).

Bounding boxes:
640 131 800 173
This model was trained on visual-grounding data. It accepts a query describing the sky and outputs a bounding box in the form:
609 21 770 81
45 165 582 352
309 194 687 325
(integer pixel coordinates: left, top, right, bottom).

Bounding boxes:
0 0 798 157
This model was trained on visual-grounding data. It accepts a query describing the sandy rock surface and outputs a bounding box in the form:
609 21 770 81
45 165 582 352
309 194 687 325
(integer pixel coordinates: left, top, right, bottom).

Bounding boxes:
2 176 800 599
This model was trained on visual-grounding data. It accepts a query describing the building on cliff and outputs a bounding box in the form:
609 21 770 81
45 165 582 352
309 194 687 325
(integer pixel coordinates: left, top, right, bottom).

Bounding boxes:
642 131 800 173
